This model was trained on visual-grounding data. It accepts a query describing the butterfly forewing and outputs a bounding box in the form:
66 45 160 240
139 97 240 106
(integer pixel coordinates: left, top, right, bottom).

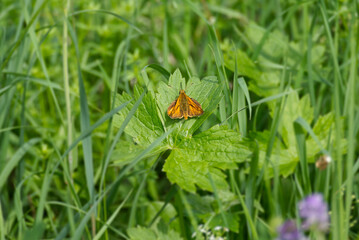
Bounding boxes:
167 98 183 119
187 97 204 117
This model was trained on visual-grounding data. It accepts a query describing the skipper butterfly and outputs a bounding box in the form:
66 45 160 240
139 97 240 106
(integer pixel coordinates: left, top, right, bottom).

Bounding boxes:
167 90 204 120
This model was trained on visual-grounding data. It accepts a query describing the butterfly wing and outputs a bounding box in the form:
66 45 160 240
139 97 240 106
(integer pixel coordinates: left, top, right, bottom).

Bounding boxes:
187 97 204 117
167 98 184 119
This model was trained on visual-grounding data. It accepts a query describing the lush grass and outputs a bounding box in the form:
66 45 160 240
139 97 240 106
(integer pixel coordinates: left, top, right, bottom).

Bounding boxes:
0 0 358 239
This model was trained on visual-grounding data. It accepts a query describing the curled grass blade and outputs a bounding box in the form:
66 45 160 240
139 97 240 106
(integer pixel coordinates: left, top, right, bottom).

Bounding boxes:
69 9 143 34
2 72 62 90
142 64 170 81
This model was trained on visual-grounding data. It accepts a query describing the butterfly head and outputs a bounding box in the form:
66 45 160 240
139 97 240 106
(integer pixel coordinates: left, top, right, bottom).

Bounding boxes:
179 90 185 94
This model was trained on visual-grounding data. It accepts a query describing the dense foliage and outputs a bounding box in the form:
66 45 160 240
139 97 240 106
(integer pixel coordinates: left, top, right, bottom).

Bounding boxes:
0 0 358 239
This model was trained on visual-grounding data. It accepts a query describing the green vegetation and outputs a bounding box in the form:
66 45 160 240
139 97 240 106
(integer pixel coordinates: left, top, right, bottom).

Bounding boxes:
0 0 358 239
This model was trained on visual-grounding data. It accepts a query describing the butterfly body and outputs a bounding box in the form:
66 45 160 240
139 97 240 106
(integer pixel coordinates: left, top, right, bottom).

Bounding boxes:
167 90 204 120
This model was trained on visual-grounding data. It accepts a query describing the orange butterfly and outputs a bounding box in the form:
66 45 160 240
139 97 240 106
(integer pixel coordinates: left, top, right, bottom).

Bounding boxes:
167 90 204 120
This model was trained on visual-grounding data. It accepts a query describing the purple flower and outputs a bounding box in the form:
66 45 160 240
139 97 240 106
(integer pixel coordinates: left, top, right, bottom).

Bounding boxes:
277 220 306 240
298 193 330 232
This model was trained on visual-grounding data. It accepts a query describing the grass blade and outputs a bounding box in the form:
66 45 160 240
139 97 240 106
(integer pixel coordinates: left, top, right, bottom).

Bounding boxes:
0 200 4 240
0 138 41 191
61 102 129 160
73 129 172 239
142 64 170 81
69 9 142 34
67 19 94 202
93 190 133 240
99 90 146 190
293 121 311 194
237 77 252 120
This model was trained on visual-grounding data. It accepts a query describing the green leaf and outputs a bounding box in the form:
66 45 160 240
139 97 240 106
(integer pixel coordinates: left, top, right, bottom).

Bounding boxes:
113 70 252 193
127 225 183 240
207 212 239 233
128 226 157 240
113 85 164 146
244 21 292 60
156 69 221 137
252 94 315 178
186 194 215 216
163 125 251 192
112 140 168 166
145 201 180 230
280 92 314 149
23 222 45 240
223 48 261 80
306 112 347 162
248 72 281 99
255 111 347 177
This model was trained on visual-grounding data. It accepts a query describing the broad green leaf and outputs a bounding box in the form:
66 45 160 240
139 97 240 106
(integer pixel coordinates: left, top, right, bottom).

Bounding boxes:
127 225 183 240
145 201 180 231
186 194 215 216
23 222 45 240
113 70 252 193
113 86 164 146
223 48 261 80
280 92 314 149
253 93 316 177
311 45 326 64
248 72 281 99
128 227 156 240
163 125 251 192
253 131 297 177
298 95 314 124
244 21 292 60
306 112 347 162
112 140 167 166
207 212 239 233
156 69 221 138
255 111 347 177
168 68 186 91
